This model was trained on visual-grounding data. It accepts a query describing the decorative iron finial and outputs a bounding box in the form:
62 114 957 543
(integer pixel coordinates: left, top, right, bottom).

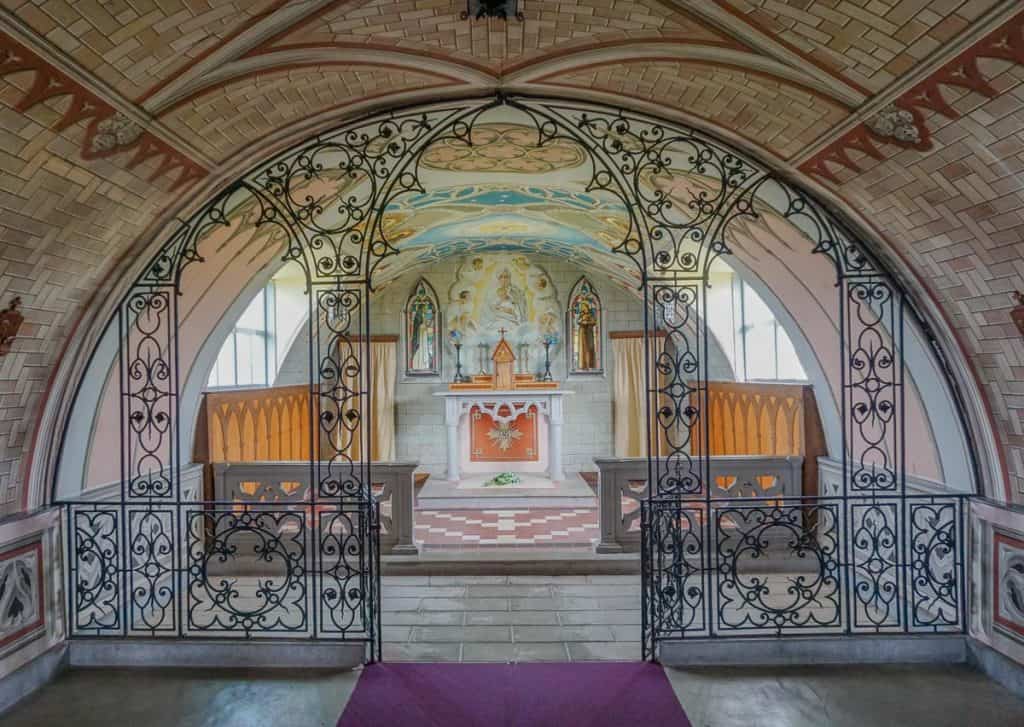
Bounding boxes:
1012 291 1024 338
0 297 23 355
462 0 523 21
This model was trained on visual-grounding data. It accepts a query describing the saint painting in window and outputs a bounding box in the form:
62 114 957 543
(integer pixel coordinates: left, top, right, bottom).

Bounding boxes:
405 279 440 376
568 277 601 374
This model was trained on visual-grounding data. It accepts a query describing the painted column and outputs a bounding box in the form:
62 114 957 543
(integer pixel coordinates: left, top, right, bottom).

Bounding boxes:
445 396 461 482
549 394 565 481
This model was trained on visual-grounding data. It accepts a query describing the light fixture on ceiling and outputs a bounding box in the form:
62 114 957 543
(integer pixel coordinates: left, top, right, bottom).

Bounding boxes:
462 0 524 21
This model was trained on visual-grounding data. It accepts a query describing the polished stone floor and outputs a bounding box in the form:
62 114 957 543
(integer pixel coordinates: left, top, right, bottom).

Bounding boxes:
4 662 1023 726
382 574 641 662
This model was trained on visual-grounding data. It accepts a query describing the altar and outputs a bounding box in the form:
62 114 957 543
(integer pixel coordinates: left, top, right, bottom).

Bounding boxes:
434 390 573 482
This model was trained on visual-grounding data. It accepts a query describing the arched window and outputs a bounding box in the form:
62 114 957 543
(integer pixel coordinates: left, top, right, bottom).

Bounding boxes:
567 277 602 374
405 278 441 376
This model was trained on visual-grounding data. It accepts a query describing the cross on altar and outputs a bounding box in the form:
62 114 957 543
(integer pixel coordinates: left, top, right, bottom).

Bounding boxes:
491 331 516 389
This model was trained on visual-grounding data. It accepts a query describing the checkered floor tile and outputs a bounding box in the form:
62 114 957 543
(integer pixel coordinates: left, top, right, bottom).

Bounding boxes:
414 508 599 547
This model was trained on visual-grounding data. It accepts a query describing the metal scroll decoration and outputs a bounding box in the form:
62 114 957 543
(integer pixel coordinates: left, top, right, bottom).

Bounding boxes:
55 96 970 660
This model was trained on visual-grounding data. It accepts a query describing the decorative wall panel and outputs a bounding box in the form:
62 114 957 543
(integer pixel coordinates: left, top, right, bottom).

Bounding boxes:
470 404 538 462
994 530 1024 640
0 541 44 654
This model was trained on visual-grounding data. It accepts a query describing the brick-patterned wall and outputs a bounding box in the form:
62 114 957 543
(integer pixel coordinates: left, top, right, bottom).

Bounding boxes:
270 0 730 70
160 65 455 162
546 60 849 160
4 0 272 99
721 0 998 92
0 72 180 513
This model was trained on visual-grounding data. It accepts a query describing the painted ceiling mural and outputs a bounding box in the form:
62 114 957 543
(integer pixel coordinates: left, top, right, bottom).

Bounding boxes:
371 185 637 287
446 254 561 352
419 124 587 173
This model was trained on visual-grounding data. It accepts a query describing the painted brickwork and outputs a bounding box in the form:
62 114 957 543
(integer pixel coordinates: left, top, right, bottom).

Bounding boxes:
721 0 998 92
0 70 180 512
547 60 849 160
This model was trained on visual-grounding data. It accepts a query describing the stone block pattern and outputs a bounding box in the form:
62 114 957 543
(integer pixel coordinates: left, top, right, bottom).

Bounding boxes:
723 0 999 92
547 61 848 160
3 0 271 98
159 65 456 161
0 73 178 512
270 0 731 70
821 62 1024 496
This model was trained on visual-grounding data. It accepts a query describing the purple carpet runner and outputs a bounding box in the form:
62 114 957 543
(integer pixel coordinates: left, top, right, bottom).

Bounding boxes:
337 662 691 727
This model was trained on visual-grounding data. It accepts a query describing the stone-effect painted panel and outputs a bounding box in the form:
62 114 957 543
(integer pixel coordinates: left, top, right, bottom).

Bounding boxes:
995 530 1024 641
0 540 43 655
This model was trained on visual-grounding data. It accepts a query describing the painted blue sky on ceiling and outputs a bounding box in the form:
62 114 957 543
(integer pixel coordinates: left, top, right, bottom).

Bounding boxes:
373 185 640 285
384 185 629 252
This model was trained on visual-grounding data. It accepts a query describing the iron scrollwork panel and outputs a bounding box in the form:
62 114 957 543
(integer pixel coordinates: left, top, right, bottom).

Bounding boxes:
644 500 708 646
908 498 962 631
185 507 309 636
120 290 175 499
317 505 374 639
127 506 176 634
849 500 901 630
564 104 759 277
650 283 705 497
844 277 903 494
68 504 122 635
316 285 370 502
714 501 842 635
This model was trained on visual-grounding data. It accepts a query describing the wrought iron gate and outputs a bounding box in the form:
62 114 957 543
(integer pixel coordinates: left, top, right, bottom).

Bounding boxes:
55 95 972 661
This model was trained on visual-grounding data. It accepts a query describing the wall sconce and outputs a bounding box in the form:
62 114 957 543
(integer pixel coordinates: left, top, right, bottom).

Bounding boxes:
1012 291 1024 339
0 297 23 355
462 0 523 21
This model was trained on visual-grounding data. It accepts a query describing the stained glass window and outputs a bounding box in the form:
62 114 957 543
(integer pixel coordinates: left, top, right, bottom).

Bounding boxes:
568 277 601 374
405 279 440 376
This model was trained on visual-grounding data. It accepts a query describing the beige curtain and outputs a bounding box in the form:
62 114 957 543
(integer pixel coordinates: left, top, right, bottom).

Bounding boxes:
370 340 396 461
340 339 397 462
613 337 646 457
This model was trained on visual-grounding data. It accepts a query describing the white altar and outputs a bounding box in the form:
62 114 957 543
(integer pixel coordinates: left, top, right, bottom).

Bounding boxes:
434 390 573 482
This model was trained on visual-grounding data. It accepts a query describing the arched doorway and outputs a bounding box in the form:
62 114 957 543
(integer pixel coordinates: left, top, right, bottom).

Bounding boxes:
52 95 976 663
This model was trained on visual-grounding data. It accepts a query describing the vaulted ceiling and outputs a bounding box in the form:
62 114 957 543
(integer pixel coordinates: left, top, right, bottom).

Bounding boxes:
1 1 1023 511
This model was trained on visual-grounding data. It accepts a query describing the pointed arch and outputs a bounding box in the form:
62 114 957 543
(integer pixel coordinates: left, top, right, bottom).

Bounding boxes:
567 276 603 375
404 277 441 377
